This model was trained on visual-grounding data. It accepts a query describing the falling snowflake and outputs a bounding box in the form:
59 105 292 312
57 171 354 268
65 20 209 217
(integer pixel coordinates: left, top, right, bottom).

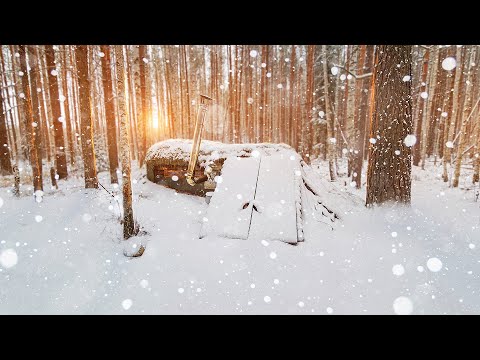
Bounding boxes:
0 197 3 208
298 301 305 308
319 111 325 118
392 264 405 276
18 71 24 77
391 231 398 238
35 215 43 223
140 279 149 288
326 307 333 314
395 150 401 155
261 240 269 247
178 288 185 294
269 252 277 259
402 75 411 82
427 258 442 272
417 266 424 272
273 279 279 285
214 176 223 184
98 52 105 57
350 181 356 187
331 66 339 75
51 70 58 76
329 138 337 144
340 74 346 81
249 50 258 58
261 63 266 68
369 138 377 144
264 296 271 303
277 84 283 89
58 116 65 123
404 134 417 147
142 58 149 63
393 296 413 315
469 244 475 249
0 249 18 269
441 112 448 117
442 57 457 71
247 97 254 104
251 150 260 158
347 74 353 80
420 92 428 99
446 141 454 148
266 72 272 78
122 299 133 310
19 93 25 99
171 175 179 181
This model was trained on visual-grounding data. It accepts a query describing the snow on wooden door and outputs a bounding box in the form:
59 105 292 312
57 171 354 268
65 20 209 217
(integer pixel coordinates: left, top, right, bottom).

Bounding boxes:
199 156 261 240
249 153 299 244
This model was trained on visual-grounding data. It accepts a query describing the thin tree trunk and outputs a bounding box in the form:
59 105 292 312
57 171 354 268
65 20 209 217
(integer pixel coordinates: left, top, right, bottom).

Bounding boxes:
412 49 430 166
100 45 119 184
114 45 136 241
323 45 336 181
61 45 75 167
18 45 43 195
45 45 68 179
453 49 476 187
75 45 98 189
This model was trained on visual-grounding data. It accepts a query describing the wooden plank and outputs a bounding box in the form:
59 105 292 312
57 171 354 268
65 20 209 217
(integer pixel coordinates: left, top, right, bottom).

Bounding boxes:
249 154 299 244
199 156 261 240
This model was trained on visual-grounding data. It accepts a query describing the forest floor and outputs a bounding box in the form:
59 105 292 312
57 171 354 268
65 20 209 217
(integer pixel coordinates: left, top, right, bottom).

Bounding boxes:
0 158 479 314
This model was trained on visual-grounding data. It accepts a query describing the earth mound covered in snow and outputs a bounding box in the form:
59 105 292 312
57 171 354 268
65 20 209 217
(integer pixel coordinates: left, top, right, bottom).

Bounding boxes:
145 139 295 167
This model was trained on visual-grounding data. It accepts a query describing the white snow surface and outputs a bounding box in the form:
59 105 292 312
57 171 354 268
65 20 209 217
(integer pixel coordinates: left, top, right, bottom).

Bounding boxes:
0 156 479 314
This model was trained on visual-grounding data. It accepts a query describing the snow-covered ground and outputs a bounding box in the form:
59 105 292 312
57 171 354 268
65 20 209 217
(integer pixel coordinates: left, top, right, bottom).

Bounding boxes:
0 158 479 314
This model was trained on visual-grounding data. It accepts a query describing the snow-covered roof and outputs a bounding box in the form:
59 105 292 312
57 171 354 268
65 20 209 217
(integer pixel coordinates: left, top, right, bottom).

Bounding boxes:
145 139 295 167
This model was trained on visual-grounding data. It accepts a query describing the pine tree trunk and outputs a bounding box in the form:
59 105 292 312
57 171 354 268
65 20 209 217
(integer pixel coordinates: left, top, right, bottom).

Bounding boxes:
0 77 13 175
443 47 463 182
366 45 413 206
453 49 475 187
75 45 98 189
18 45 43 194
134 46 146 166
323 45 336 181
100 45 119 184
27 46 43 182
45 45 68 179
0 50 19 163
114 45 136 240
61 45 75 167
412 49 430 166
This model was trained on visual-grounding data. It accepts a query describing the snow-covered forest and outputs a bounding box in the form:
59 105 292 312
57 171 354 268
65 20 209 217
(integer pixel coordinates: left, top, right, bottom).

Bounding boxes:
0 45 479 315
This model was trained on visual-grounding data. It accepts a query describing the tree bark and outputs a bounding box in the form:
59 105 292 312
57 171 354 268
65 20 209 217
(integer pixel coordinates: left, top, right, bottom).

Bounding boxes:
0 75 13 175
323 45 336 181
100 45 119 184
45 45 68 179
18 45 43 194
366 45 413 206
412 49 430 166
75 45 98 189
114 45 136 240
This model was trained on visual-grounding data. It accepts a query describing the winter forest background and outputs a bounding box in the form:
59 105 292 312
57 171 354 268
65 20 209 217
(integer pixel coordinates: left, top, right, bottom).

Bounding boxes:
0 45 479 315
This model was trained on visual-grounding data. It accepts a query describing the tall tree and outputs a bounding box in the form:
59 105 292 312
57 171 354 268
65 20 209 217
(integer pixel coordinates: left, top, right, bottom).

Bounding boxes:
114 45 136 241
0 77 13 175
45 45 68 179
75 45 98 189
100 45 119 184
322 45 336 181
366 45 413 206
18 45 43 197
